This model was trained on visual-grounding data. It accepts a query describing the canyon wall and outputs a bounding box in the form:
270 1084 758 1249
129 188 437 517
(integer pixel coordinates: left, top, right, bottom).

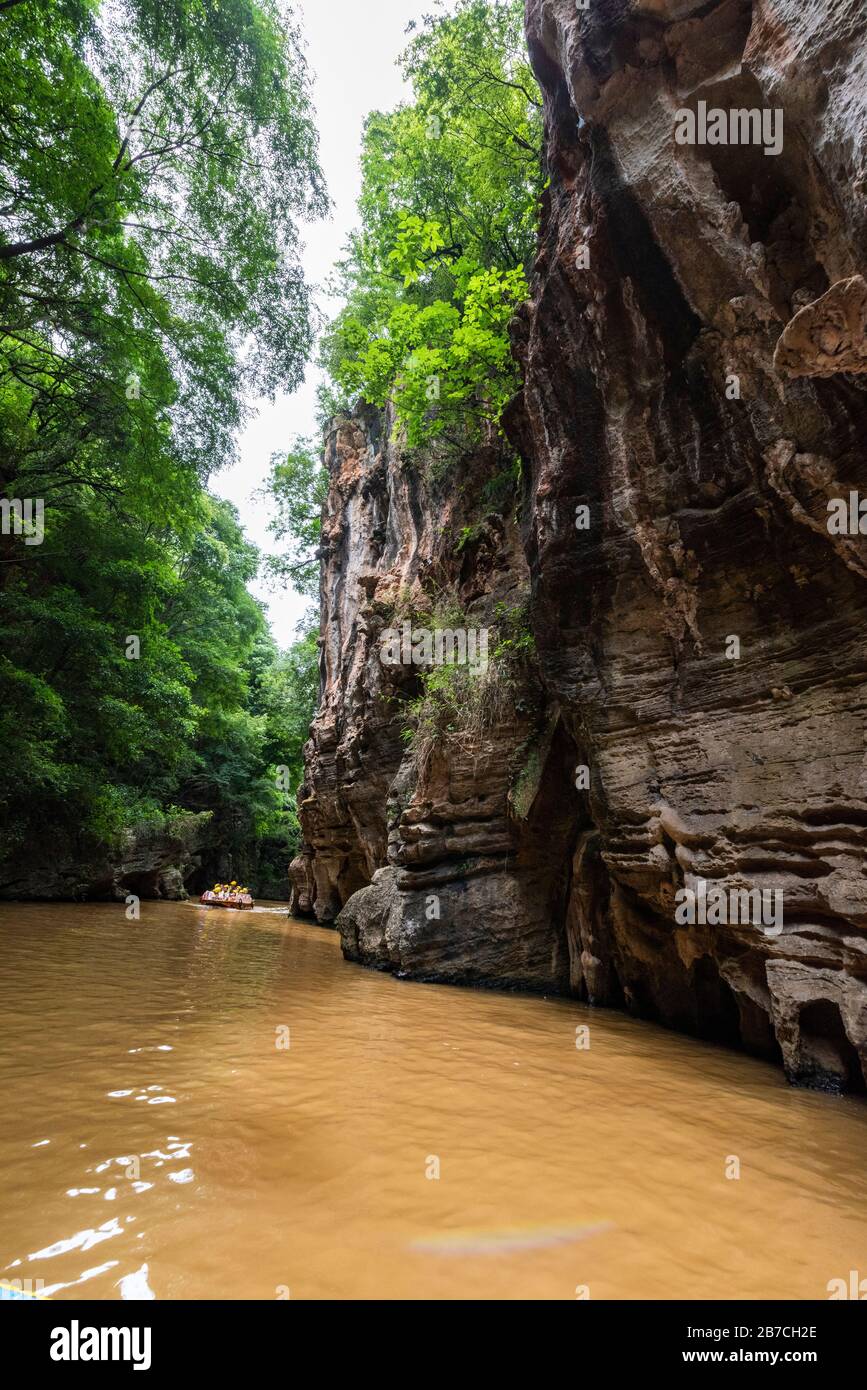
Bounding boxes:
291 404 578 990
293 0 867 1093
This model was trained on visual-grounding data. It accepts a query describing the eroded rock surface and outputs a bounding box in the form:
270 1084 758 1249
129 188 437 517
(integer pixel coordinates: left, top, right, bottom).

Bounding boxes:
295 0 867 1093
292 405 577 989
509 0 867 1090
774 275 867 378
0 815 208 901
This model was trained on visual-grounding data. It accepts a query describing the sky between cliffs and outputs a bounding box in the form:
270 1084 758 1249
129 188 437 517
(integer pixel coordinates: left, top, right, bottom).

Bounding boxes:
213 0 456 648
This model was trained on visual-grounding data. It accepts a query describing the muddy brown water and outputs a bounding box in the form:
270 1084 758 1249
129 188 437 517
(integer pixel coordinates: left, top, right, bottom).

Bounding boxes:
0 900 864 1300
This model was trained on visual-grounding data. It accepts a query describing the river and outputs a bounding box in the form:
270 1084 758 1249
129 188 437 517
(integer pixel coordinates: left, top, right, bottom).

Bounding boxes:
0 900 864 1300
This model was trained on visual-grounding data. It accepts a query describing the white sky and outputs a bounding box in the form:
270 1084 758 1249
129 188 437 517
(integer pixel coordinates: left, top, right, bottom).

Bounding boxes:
212 0 447 648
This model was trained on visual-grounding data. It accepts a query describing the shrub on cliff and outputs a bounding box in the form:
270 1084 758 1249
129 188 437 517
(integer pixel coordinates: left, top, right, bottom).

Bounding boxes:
399 595 539 773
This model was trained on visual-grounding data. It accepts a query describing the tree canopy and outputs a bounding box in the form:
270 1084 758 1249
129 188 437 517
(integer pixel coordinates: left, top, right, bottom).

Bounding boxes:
0 0 546 897
318 0 543 452
0 0 325 891
258 437 328 599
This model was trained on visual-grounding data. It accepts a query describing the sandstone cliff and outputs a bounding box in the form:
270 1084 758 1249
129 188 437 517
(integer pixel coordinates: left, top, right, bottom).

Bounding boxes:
293 0 867 1094
290 404 575 990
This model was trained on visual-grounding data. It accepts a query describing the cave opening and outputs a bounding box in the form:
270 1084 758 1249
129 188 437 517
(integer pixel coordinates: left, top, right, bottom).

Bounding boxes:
795 999 866 1095
691 954 743 1049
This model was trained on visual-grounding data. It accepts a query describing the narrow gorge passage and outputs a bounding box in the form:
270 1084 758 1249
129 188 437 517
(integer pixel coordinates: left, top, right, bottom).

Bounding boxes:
2 0 866 1337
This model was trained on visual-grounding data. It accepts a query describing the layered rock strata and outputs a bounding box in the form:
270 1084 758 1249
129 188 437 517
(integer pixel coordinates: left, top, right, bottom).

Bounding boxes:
290 405 577 990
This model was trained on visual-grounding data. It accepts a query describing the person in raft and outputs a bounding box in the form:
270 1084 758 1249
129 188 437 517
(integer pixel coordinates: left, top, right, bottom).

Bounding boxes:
202 882 252 904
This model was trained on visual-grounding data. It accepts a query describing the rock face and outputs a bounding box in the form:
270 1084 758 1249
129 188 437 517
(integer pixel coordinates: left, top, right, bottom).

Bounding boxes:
292 403 579 989
509 0 867 1091
295 0 867 1094
0 814 209 901
774 274 867 378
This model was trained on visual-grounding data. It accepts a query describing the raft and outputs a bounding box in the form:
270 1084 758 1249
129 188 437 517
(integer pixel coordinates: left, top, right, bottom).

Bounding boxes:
200 891 254 911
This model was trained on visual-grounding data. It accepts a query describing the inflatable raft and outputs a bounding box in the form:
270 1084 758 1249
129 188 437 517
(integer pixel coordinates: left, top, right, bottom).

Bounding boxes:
200 882 254 911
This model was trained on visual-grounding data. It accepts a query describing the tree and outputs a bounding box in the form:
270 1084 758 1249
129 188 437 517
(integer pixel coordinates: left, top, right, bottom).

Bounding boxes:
318 0 543 451
0 1 326 892
259 438 328 597
0 0 328 527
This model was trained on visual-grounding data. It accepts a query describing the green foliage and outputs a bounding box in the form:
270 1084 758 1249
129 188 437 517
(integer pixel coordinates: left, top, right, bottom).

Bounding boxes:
246 619 320 851
481 456 522 511
318 0 543 451
0 0 327 497
0 488 320 886
0 0 325 893
259 439 328 598
490 597 536 664
398 594 537 768
454 523 484 554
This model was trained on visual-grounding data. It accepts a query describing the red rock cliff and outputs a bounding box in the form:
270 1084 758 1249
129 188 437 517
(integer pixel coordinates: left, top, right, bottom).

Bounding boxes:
293 0 867 1094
